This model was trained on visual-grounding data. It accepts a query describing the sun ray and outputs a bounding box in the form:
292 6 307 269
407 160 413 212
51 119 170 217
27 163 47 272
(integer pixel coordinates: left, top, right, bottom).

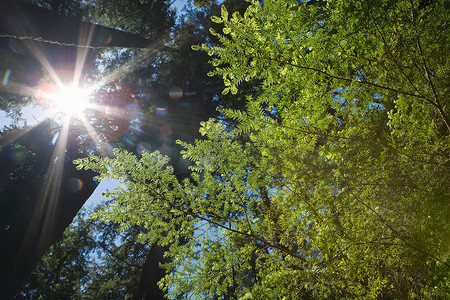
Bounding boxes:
37 119 70 232
0 80 37 98
94 48 158 90
88 102 130 119
1 10 174 287
25 40 64 88
73 23 96 87
79 115 113 157
15 119 71 271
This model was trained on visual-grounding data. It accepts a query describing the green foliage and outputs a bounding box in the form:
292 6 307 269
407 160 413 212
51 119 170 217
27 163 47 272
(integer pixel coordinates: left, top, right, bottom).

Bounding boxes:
76 0 450 298
84 0 175 39
20 210 95 299
20 204 151 299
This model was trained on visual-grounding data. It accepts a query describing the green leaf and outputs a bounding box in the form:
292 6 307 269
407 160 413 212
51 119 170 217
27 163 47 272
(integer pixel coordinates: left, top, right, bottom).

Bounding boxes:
221 5 228 22
211 15 222 24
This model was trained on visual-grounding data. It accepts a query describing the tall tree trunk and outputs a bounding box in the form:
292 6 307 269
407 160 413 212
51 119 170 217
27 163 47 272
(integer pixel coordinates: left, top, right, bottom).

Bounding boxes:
0 122 98 298
134 244 169 300
0 1 171 50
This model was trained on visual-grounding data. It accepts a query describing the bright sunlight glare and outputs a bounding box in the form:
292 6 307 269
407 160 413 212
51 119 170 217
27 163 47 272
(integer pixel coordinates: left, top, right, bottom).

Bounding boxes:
52 84 91 116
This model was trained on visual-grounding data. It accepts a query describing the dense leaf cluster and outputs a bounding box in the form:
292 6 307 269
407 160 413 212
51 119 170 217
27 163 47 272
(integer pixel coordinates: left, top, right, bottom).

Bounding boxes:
76 0 449 298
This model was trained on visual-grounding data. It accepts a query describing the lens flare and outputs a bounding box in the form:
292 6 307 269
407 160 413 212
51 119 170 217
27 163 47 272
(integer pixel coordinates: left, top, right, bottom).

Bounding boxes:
2 69 12 87
66 178 83 193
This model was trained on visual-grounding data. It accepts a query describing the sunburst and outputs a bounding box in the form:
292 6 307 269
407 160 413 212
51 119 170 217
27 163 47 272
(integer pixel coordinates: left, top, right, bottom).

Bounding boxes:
0 9 165 285
51 84 91 117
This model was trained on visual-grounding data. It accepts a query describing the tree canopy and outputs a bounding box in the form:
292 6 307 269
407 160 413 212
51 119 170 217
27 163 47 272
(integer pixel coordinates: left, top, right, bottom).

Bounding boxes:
75 0 450 298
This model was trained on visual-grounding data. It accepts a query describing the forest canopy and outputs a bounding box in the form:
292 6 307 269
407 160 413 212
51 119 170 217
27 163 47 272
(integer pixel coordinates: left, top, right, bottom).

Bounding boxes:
30 0 450 298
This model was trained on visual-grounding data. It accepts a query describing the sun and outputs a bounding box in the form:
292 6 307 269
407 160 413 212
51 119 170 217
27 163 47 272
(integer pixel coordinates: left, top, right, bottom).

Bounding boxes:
35 81 92 118
51 84 91 116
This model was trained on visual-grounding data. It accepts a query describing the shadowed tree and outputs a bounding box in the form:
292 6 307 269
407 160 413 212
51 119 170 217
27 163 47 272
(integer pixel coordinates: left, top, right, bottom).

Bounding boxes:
0 121 97 298
18 209 96 300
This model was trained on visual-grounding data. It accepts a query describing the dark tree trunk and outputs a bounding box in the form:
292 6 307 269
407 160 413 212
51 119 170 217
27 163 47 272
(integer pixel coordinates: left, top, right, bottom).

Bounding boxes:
0 122 97 298
0 1 171 50
134 244 169 300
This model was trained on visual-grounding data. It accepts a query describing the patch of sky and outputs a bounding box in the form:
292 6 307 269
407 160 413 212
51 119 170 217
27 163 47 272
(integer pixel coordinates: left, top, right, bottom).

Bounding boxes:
172 0 189 15
82 178 123 210
168 219 231 298
369 93 386 110
0 103 46 128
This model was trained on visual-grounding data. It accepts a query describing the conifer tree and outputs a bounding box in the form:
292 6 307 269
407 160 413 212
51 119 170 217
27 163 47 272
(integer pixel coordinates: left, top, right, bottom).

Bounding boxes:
77 0 450 298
